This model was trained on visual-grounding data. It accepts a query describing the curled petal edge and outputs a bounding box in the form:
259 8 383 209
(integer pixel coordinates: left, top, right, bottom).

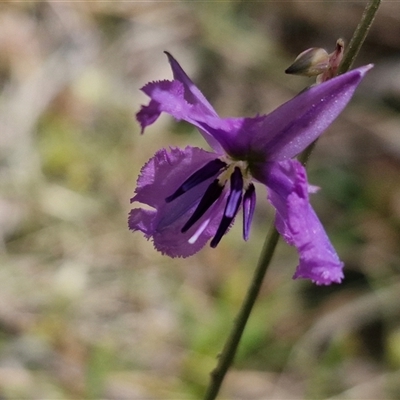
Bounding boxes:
262 160 344 285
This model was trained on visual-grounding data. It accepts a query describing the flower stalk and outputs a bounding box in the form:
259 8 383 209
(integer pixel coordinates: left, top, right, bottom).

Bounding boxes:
337 0 381 75
203 226 280 400
203 0 381 398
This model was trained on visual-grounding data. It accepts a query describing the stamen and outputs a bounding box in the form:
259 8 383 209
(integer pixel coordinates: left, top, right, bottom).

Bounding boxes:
166 159 227 203
188 218 210 244
242 183 256 241
210 167 243 248
181 179 224 233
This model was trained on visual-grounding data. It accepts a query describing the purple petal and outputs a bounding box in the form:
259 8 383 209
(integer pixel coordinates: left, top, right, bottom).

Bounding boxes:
194 116 265 159
129 146 228 258
137 80 190 132
136 99 161 134
255 65 373 161
136 56 224 153
165 52 218 117
261 160 344 285
191 65 372 161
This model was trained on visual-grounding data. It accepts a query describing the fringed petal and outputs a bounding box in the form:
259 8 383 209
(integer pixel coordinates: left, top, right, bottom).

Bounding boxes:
259 160 344 285
129 146 227 257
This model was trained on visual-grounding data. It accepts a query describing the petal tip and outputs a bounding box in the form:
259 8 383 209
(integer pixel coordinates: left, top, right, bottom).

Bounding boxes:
164 50 173 60
292 263 345 285
355 63 374 76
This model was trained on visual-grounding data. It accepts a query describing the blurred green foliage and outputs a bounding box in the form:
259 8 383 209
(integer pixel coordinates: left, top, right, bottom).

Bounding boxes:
0 1 400 399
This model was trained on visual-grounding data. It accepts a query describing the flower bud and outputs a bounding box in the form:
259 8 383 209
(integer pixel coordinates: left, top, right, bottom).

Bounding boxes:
286 39 345 83
285 47 330 77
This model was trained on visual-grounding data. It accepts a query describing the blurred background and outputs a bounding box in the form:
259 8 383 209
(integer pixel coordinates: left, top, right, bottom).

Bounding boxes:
1 1 400 399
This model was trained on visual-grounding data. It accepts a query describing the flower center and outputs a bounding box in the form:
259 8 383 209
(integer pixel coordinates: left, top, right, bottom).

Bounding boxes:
165 158 256 247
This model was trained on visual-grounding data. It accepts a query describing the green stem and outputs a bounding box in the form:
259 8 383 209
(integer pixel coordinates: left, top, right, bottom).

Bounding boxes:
203 1 381 399
301 0 381 164
203 227 280 400
337 0 381 75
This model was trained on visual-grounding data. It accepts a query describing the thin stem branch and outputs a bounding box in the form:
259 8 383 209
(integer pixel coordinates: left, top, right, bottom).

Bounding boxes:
301 0 381 163
203 227 280 400
203 1 381 399
337 0 381 75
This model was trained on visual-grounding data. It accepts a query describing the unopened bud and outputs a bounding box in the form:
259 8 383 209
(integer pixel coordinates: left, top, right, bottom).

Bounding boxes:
286 39 345 83
285 47 329 77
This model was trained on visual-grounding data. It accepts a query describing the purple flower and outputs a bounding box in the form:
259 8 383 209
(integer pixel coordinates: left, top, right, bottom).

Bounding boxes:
130 52 371 285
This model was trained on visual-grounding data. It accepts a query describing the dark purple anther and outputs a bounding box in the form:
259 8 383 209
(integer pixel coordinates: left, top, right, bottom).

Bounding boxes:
210 167 243 248
166 159 227 203
181 179 225 233
242 183 256 241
